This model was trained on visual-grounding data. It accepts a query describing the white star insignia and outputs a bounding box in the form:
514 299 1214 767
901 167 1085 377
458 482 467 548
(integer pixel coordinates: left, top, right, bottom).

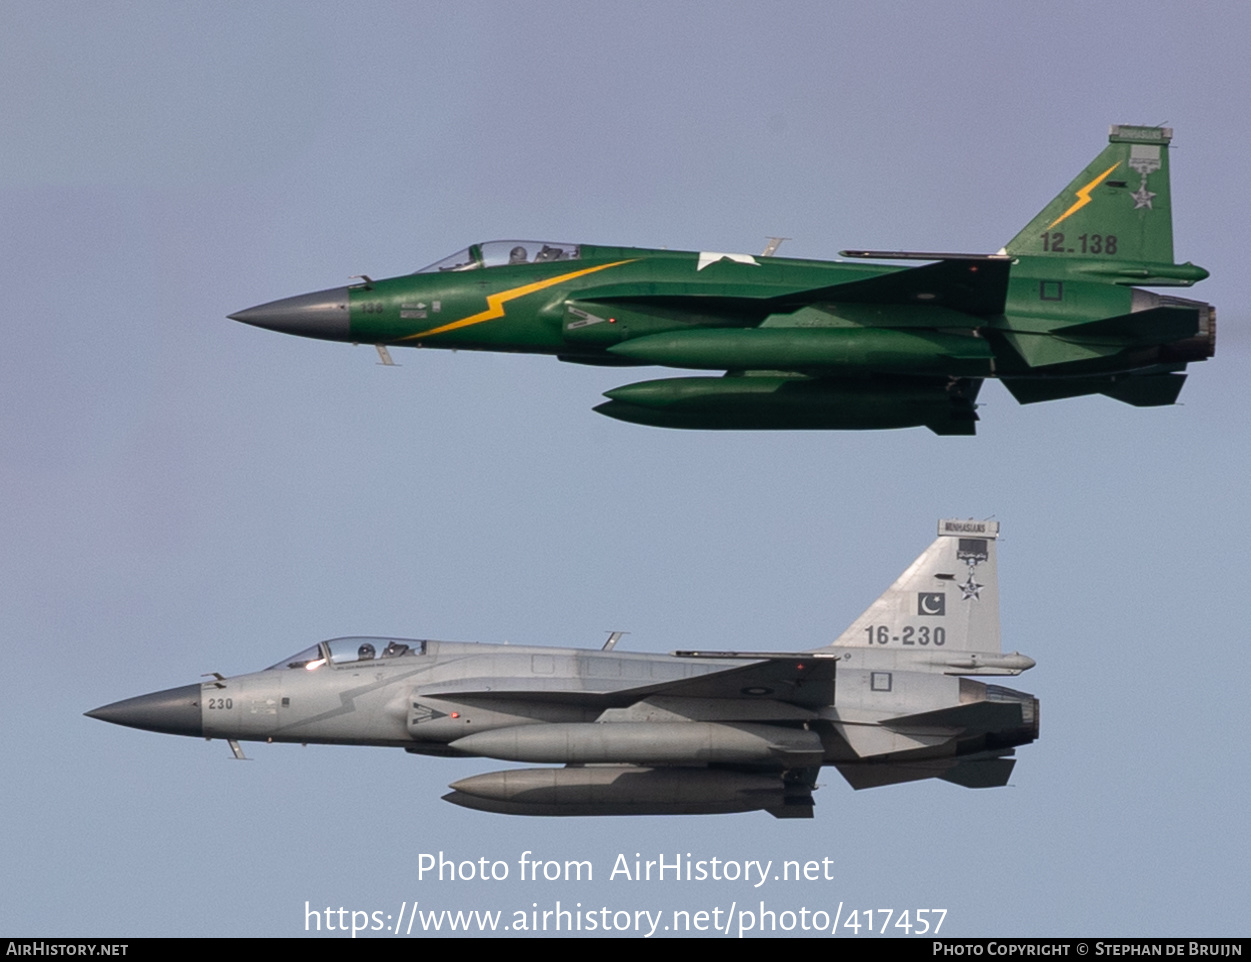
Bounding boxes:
959 575 983 600
1130 186 1156 210
696 251 760 271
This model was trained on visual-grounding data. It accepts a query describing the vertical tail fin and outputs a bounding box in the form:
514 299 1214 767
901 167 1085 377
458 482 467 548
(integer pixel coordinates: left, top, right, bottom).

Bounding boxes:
1005 125 1174 265
831 519 1001 654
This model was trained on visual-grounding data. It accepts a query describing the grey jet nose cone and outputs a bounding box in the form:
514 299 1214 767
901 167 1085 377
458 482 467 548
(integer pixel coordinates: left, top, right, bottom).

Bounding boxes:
229 286 351 340
85 684 203 737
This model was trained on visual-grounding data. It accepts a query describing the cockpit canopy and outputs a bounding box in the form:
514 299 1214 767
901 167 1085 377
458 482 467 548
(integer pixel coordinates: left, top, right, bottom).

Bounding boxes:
267 637 428 671
417 240 580 273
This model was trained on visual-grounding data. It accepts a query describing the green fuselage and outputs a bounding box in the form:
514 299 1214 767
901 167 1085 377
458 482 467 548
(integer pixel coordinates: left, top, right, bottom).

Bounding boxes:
230 127 1215 433
349 246 899 357
341 245 1143 368
249 241 1211 377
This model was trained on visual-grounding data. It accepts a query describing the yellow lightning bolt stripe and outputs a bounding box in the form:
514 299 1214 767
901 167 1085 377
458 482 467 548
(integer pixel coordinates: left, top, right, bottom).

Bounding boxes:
1047 162 1120 229
399 259 637 341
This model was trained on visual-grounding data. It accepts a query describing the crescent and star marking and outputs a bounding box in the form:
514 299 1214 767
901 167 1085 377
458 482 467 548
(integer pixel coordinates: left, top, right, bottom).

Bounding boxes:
1047 162 1120 229
399 259 637 342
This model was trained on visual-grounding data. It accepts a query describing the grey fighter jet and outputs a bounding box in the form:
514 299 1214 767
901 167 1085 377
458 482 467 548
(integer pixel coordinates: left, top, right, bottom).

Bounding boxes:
87 521 1037 817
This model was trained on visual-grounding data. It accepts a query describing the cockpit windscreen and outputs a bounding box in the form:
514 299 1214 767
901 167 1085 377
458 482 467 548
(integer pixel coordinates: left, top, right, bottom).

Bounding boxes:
266 637 427 671
416 240 580 273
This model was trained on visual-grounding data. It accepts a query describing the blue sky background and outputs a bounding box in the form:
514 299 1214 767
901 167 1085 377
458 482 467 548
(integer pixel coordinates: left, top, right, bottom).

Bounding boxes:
3 1 1248 937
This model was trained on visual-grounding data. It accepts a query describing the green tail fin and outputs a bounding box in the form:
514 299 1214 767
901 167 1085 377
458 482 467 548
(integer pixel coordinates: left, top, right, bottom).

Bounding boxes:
1005 125 1174 264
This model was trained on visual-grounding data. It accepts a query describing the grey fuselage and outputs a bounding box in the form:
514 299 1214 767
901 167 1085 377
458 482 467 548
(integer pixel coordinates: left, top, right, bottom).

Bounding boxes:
93 636 1036 771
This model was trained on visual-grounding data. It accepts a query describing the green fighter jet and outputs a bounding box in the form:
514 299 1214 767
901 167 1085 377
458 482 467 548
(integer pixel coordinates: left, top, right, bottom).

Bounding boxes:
231 126 1213 435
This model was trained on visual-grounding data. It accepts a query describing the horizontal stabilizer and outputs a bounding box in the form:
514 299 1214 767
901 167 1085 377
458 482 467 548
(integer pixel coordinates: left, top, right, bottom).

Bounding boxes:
1003 372 1186 407
1101 372 1187 406
939 755 1016 789
835 758 956 789
836 751 1015 790
832 698 1027 760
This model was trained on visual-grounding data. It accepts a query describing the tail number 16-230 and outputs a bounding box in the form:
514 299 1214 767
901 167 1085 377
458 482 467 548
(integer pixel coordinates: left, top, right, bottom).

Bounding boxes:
864 626 946 646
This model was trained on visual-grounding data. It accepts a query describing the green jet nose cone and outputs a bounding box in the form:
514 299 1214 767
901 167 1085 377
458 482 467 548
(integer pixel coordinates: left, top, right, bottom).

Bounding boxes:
229 286 351 340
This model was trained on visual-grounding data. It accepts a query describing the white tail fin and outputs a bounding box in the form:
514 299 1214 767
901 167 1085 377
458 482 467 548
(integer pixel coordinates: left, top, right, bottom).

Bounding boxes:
832 520 1001 654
